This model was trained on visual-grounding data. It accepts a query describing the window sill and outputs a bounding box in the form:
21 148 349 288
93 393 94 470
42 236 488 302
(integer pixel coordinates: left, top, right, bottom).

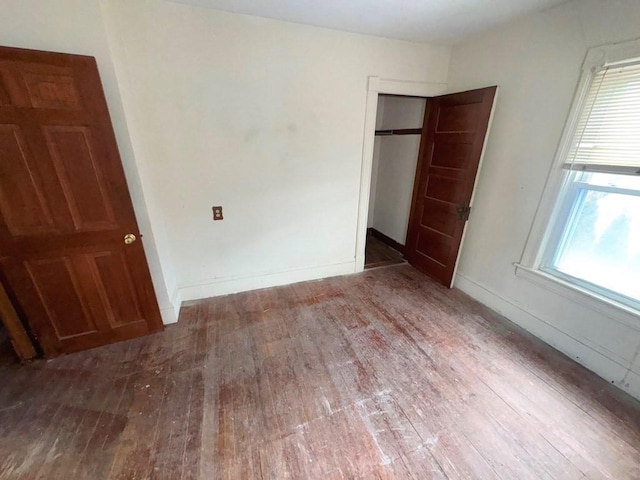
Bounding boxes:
513 263 640 331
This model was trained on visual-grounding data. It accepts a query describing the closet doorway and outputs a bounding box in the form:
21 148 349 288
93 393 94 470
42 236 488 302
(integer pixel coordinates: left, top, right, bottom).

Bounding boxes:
365 95 426 269
360 83 497 287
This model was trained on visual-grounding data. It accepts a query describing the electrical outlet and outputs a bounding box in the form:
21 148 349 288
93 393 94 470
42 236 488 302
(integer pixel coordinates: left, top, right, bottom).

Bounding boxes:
212 206 223 221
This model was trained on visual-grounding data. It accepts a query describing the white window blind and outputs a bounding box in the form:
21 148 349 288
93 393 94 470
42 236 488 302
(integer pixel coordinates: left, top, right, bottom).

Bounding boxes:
566 60 640 173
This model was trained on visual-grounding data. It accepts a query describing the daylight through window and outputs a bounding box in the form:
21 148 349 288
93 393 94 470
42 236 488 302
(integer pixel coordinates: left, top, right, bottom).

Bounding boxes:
541 60 640 308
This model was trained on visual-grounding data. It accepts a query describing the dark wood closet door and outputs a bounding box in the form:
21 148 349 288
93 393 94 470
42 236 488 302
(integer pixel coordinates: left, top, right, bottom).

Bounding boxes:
0 46 163 357
405 87 496 287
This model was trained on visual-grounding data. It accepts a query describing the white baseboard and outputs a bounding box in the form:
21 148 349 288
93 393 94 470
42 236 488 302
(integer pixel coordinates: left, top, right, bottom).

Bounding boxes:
622 370 640 400
178 261 356 302
171 287 182 324
454 273 640 401
158 287 182 325
160 306 178 325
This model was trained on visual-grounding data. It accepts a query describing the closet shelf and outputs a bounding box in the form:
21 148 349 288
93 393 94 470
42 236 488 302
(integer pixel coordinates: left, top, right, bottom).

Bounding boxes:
375 128 422 136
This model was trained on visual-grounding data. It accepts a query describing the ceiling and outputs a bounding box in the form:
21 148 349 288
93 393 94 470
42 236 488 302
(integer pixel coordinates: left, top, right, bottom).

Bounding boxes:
166 0 570 44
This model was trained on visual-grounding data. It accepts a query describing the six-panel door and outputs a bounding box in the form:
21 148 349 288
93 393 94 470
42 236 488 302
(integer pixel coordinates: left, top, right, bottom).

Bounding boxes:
0 46 163 357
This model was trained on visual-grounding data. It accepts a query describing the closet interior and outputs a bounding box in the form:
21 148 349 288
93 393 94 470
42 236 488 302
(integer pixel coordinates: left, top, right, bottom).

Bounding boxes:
366 94 426 269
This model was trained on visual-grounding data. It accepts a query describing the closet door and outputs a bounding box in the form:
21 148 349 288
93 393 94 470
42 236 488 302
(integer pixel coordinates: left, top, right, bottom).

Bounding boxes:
405 87 497 287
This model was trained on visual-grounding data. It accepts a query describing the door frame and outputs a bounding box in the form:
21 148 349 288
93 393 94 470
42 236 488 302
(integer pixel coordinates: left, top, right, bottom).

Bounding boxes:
355 77 447 272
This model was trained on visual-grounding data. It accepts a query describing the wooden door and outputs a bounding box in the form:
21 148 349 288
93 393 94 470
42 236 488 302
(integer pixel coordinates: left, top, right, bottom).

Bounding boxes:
0 46 163 357
405 87 496 287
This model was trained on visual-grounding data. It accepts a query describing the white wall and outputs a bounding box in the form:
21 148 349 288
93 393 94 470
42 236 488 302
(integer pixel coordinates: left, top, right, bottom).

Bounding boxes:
103 0 451 300
0 0 179 324
447 0 640 399
371 96 425 244
378 96 426 131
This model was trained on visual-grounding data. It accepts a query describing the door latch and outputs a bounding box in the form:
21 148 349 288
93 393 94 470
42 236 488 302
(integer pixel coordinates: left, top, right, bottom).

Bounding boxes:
456 205 472 221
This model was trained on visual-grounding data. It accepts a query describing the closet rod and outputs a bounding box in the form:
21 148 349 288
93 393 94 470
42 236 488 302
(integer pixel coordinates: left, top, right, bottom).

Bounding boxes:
375 128 422 136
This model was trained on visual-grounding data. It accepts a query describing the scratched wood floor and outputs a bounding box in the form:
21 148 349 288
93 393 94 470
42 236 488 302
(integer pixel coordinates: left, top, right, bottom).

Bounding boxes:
1 265 640 479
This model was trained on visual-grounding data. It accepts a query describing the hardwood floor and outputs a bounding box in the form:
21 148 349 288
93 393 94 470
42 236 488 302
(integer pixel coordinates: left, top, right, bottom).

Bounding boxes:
1 265 639 479
365 234 405 269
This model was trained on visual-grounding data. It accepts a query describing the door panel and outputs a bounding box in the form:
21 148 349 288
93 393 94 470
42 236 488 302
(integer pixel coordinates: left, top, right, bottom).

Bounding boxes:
405 87 497 287
90 251 144 328
44 125 117 230
431 135 474 169
0 79 10 105
416 229 449 265
25 256 99 339
23 71 82 110
0 46 163 357
420 199 457 236
425 175 468 204
437 103 482 131
0 124 54 235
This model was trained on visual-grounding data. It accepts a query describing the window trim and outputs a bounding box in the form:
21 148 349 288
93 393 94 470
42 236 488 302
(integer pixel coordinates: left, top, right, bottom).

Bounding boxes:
514 265 640 331
516 38 640 321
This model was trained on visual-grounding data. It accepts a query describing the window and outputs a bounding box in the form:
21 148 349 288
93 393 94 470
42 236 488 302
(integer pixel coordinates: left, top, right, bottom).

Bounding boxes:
538 59 640 310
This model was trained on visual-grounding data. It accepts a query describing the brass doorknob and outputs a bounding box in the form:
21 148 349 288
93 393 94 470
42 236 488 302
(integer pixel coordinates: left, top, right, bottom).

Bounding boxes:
124 233 137 245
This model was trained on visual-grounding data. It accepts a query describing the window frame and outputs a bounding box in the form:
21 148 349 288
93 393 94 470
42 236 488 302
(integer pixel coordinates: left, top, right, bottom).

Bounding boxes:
516 38 640 321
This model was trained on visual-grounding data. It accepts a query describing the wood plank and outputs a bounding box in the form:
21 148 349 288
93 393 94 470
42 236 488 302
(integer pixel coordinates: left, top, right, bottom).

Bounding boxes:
365 231 405 269
0 280 37 360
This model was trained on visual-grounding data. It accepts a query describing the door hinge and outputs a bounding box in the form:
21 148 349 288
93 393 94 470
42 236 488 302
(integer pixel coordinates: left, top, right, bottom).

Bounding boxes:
456 205 472 221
